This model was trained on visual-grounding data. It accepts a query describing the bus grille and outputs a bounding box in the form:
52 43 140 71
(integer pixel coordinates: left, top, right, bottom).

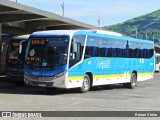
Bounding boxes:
26 76 55 81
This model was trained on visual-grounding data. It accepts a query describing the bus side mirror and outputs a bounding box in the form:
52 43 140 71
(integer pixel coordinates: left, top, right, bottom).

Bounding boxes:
19 43 23 54
1 42 9 52
19 39 27 54
1 43 4 52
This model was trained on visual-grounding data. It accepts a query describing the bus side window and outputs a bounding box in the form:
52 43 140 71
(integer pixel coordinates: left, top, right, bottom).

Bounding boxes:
105 48 108 56
85 46 92 58
92 46 99 57
118 48 122 57
85 36 96 58
112 40 124 58
133 42 141 58
148 49 154 58
148 49 151 58
141 44 148 58
125 41 129 58
112 48 117 57
99 39 108 57
143 49 147 58
146 44 152 59
135 48 140 58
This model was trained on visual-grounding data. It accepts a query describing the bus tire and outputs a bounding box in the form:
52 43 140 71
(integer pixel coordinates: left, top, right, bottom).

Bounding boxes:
123 73 137 89
80 74 91 93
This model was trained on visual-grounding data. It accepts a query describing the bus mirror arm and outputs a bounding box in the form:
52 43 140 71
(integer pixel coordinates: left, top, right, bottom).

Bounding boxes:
19 39 27 54
1 41 9 52
1 43 4 52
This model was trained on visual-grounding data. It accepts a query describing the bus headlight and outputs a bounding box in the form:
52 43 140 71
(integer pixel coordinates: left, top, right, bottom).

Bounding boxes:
55 71 66 78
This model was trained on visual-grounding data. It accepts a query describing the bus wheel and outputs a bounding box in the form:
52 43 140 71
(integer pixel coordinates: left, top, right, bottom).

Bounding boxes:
123 73 137 89
80 74 91 93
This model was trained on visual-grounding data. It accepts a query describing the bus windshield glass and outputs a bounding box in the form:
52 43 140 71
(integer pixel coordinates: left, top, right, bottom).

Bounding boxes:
26 37 69 68
7 40 26 65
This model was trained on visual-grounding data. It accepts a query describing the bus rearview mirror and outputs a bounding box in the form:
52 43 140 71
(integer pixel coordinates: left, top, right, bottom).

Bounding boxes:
19 43 23 54
1 42 9 52
1 43 4 52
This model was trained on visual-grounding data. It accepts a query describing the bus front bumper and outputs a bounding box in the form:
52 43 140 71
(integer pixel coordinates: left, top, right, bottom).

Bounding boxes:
24 74 66 88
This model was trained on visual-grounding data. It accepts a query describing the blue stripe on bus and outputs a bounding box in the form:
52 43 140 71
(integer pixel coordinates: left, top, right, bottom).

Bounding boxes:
68 57 154 77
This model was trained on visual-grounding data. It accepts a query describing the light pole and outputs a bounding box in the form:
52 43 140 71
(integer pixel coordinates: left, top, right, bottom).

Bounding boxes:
146 30 148 40
135 28 138 39
61 1 64 16
98 18 100 27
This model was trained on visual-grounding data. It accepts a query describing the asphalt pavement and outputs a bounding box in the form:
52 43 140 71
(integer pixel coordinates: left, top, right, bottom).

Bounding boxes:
0 73 160 120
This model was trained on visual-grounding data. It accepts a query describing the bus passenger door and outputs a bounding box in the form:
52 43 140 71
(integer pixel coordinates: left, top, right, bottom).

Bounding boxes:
68 35 86 87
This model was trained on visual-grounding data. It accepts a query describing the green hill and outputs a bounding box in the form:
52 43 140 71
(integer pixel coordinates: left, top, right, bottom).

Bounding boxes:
103 9 160 41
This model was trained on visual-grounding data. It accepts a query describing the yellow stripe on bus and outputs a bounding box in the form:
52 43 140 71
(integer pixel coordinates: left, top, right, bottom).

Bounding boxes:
68 72 153 81
138 72 154 76
68 76 84 80
94 74 127 79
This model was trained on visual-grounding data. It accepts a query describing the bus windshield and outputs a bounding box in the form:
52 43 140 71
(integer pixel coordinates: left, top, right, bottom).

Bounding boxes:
7 40 26 66
26 37 69 68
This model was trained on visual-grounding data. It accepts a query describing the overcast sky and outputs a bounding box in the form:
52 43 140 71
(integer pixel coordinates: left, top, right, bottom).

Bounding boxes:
10 0 160 27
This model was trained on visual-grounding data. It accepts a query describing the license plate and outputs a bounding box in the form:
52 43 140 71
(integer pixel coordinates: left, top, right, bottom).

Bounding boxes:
38 84 46 87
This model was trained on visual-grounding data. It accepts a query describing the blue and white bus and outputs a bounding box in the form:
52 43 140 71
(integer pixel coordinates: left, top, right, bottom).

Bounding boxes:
23 30 154 93
6 35 30 81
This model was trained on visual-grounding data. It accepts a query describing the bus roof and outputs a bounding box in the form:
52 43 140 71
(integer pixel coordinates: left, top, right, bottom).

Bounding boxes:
12 34 30 40
87 31 153 44
91 30 123 37
31 30 123 37
31 30 153 44
31 30 76 36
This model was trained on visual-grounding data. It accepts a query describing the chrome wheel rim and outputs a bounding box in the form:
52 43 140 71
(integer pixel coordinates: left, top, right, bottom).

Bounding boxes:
83 78 89 91
131 74 136 87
